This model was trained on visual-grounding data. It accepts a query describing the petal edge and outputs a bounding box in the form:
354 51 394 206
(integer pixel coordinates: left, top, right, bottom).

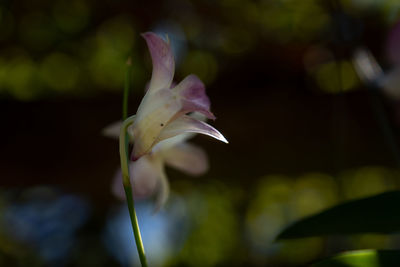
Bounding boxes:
156 115 228 144
174 74 216 119
142 32 175 92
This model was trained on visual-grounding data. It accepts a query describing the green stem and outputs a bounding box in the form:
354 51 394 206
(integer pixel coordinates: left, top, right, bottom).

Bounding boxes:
119 58 148 267
123 58 132 121
119 116 148 267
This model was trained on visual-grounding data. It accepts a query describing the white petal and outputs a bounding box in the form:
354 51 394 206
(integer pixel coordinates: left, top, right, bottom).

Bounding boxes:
164 143 209 175
111 156 161 200
152 133 193 152
102 121 122 139
131 88 182 158
155 115 228 144
151 113 207 151
353 48 383 84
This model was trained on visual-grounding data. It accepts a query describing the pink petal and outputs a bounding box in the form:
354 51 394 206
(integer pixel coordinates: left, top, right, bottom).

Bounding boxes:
174 74 216 119
155 115 228 144
142 32 175 92
111 156 161 200
164 143 209 175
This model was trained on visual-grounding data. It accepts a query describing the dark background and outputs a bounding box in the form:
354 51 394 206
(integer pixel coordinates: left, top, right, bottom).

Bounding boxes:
1 0 400 266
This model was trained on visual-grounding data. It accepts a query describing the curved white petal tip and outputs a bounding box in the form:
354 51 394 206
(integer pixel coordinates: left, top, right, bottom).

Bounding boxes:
157 115 229 144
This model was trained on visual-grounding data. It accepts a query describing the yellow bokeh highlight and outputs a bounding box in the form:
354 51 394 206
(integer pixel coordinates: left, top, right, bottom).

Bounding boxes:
88 16 135 90
340 166 397 200
246 173 339 264
180 50 218 85
314 60 360 93
290 173 339 220
350 234 391 251
3 55 40 101
276 237 324 265
40 53 80 92
260 0 329 43
173 183 238 267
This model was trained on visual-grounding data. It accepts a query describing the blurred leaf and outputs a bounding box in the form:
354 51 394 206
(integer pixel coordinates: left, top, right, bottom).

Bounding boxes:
277 191 400 239
312 250 400 267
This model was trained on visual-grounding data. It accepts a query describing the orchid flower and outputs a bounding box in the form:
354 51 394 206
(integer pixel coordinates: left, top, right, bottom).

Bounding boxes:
128 32 227 161
104 32 228 209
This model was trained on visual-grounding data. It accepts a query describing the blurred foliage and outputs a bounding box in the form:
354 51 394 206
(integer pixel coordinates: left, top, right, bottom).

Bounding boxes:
339 167 399 200
243 168 400 265
2 0 400 266
277 191 400 240
313 250 400 267
1 0 399 100
1 166 400 266
169 183 239 266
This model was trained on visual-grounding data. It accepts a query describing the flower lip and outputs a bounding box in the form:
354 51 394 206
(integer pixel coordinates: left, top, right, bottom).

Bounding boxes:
175 74 216 120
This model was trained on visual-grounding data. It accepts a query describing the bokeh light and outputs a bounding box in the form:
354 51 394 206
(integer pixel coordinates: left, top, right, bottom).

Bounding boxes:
2 0 400 266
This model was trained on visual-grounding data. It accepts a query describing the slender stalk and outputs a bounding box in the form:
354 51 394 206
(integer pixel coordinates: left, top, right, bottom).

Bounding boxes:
119 59 148 267
119 116 135 185
119 116 148 267
123 58 132 121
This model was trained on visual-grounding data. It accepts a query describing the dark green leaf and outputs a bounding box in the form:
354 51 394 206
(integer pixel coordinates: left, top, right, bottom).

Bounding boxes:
312 250 400 267
277 191 400 239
